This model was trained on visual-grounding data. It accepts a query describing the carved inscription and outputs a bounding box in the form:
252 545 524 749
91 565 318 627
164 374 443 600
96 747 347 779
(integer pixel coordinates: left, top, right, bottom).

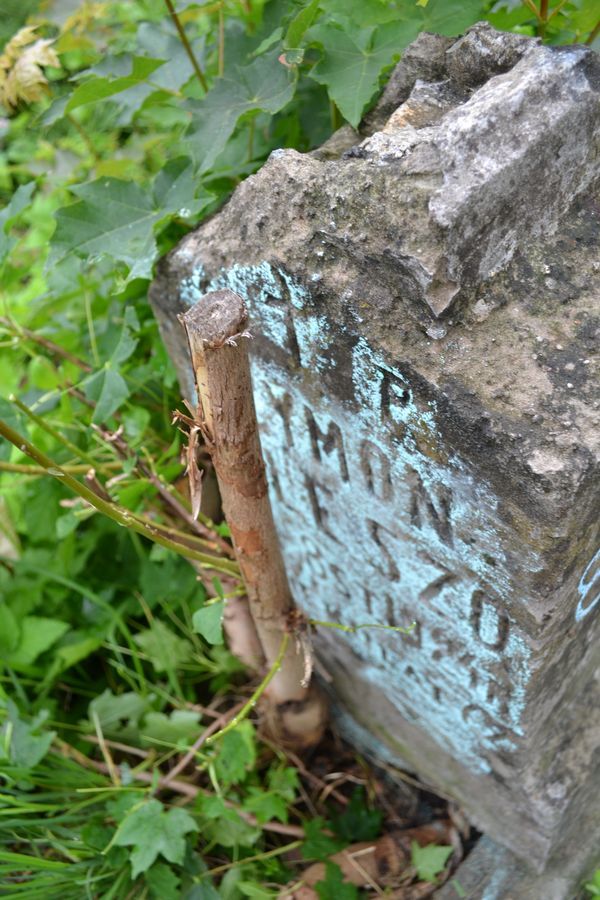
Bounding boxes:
210 263 534 773
575 548 600 621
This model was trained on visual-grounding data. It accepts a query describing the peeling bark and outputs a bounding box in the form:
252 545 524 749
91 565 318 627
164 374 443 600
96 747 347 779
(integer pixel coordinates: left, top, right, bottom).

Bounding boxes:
181 290 327 749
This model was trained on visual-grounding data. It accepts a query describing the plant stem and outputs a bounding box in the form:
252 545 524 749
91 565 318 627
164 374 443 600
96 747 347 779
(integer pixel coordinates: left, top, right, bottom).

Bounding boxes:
0 416 239 576
247 117 255 163
218 3 225 77
84 290 100 368
164 0 208 91
206 840 303 877
539 0 549 37
12 394 99 468
310 619 416 635
0 316 92 371
0 460 120 475
586 18 600 44
205 633 290 745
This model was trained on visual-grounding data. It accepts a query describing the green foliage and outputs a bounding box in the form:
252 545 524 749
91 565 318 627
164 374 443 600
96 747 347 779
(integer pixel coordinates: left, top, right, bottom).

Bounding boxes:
330 787 383 841
302 817 346 859
411 840 454 882
585 869 600 897
193 600 226 645
0 0 596 895
113 798 199 877
315 862 359 900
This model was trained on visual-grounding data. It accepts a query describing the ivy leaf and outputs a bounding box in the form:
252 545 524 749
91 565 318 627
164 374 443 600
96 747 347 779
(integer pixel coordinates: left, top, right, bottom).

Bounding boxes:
213 720 256 786
302 818 346 860
145 862 181 900
308 20 410 127
243 787 288 824
186 52 296 172
192 601 224 645
330 787 382 841
113 798 198 878
411 841 453 882
65 57 165 112
315 862 359 900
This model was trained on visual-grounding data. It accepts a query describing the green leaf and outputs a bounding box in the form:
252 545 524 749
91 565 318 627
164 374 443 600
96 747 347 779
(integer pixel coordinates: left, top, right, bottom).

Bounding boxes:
65 57 165 112
51 167 211 281
243 787 288 824
302 818 346 860
51 178 158 281
411 841 453 883
186 53 296 172
196 795 261 849
4 616 69 667
0 605 20 654
88 689 151 736
145 861 181 900
308 21 410 127
0 700 55 769
315 862 359 900
0 182 35 265
330 787 382 841
141 709 201 747
43 632 104 684
153 157 213 222
192 601 224 646
134 619 192 672
285 0 322 48
213 720 256 786
85 366 130 424
113 798 198 878
237 883 275 900
84 305 140 422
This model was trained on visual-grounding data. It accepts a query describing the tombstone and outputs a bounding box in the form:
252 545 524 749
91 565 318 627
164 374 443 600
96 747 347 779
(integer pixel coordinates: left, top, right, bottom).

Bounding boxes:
150 23 600 896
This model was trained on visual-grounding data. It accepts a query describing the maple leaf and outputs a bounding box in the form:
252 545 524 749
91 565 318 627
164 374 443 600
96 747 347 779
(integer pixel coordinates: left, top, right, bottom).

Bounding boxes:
113 798 198 878
0 27 60 110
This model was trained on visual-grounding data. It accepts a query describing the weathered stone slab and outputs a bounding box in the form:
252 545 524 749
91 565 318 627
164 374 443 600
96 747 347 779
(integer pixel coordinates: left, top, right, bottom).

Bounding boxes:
150 23 600 877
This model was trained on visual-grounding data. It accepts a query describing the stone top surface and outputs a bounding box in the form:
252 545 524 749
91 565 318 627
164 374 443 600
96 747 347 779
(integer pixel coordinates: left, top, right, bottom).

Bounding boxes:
151 24 599 522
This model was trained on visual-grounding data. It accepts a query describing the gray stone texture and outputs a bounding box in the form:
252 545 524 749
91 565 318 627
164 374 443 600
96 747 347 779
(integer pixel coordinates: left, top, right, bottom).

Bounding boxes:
150 23 600 890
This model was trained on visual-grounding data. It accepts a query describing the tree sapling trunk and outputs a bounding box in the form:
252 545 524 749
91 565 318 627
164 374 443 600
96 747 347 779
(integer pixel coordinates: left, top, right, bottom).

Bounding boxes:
181 290 327 749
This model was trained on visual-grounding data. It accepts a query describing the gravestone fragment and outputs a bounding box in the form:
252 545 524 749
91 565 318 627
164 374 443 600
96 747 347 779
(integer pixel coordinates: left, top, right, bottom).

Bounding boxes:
150 23 600 891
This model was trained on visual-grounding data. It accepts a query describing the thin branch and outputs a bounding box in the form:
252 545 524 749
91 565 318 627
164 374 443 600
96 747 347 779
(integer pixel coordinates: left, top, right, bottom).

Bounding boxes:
55 740 304 836
91 711 120 786
93 424 235 558
585 18 600 44
0 317 92 371
205 632 290 746
163 0 208 91
161 699 245 788
0 460 120 475
0 413 239 577
12 394 99 468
